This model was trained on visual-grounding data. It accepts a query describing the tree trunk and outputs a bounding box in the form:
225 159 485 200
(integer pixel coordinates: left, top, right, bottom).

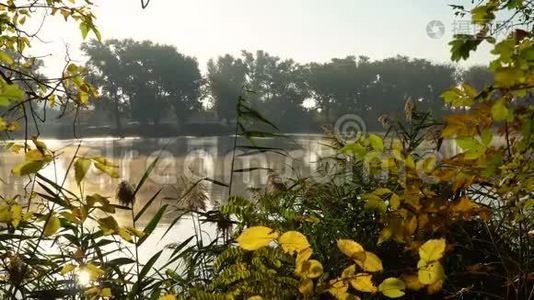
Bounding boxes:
112 91 123 137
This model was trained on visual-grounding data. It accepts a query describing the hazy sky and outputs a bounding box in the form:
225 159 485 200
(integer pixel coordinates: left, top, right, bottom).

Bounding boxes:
30 0 494 75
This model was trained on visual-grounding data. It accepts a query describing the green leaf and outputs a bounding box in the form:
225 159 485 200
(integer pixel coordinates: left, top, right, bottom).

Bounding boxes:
67 63 78 73
491 39 515 63
471 5 495 24
456 136 486 159
93 27 102 42
494 67 522 88
491 99 513 122
139 250 163 280
368 134 384 152
449 35 482 61
44 214 61 236
0 51 14 65
107 258 136 267
133 156 160 197
440 84 476 107
482 153 503 177
138 204 168 245
480 129 492 146
0 81 25 106
134 188 162 222
74 158 91 185
79 22 89 39
341 142 367 159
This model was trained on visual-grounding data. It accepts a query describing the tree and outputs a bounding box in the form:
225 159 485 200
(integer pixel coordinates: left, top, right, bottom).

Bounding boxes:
242 50 311 130
363 56 456 124
0 0 99 139
124 41 202 126
305 56 456 129
207 54 247 123
462 65 493 91
82 39 131 135
305 56 375 121
84 39 202 127
208 51 312 131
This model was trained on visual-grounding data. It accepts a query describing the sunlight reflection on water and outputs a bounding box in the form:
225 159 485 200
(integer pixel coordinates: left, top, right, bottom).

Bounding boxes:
0 135 328 261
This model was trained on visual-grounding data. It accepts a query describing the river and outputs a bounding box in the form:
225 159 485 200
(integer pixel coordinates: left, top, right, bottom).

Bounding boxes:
0 135 332 262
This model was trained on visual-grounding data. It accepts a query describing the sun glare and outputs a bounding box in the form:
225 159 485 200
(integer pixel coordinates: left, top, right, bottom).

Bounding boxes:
77 269 91 287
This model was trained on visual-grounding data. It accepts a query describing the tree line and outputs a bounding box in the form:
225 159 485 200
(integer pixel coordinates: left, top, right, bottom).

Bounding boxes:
81 39 492 135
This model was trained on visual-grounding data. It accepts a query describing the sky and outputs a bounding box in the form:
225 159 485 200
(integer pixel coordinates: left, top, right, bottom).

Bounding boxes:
28 0 496 75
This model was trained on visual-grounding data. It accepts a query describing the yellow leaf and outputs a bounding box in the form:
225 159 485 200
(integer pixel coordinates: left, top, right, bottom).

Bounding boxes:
85 287 99 295
126 226 145 238
92 156 119 178
236 226 278 251
405 155 415 169
74 158 91 185
419 238 446 264
420 156 436 173
337 239 366 261
48 94 56 107
418 261 446 285
296 247 313 266
99 288 112 297
44 214 61 236
98 216 120 235
342 264 356 278
451 197 479 213
159 294 177 300
427 279 444 294
0 204 10 222
400 273 424 291
118 227 132 242
23 211 33 222
349 273 377 293
60 211 79 224
279 231 310 254
355 251 383 272
297 259 323 279
389 194 401 210
298 278 314 295
10 204 22 228
373 188 392 196
83 263 104 281
78 91 89 104
328 278 349 299
378 227 393 244
405 215 417 235
61 263 76 275
378 277 406 298
12 158 49 176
